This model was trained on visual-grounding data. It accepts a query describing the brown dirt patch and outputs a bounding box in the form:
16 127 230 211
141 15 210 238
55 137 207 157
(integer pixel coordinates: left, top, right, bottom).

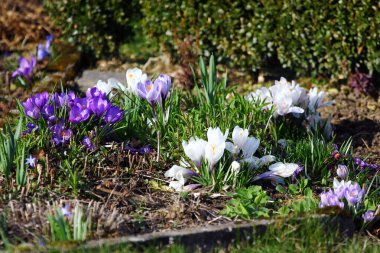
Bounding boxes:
322 86 380 164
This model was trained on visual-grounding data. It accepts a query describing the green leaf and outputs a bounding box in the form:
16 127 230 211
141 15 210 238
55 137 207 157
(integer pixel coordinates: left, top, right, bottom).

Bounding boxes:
288 184 299 195
276 185 287 194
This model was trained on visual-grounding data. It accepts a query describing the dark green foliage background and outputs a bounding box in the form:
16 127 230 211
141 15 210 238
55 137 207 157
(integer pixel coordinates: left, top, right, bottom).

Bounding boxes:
46 0 380 77
44 0 142 57
140 0 380 77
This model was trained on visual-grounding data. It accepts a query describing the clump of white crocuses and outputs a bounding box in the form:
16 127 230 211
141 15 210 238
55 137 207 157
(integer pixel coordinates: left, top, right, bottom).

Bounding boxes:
246 77 333 139
225 126 276 169
164 127 227 191
164 125 277 191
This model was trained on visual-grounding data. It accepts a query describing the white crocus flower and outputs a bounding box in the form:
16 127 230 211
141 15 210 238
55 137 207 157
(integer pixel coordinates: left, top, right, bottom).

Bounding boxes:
182 137 207 168
126 68 148 94
272 93 304 117
258 155 276 166
245 87 273 110
96 78 126 97
271 77 306 106
226 126 249 155
240 155 275 169
240 156 260 169
242 137 260 158
308 87 333 112
108 78 127 93
164 165 196 191
96 80 113 95
268 162 299 177
205 127 228 169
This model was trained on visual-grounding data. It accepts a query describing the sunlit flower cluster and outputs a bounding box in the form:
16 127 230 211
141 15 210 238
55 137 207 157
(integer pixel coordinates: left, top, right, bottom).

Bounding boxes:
95 67 172 117
246 77 333 138
165 125 278 191
319 178 366 209
22 87 123 149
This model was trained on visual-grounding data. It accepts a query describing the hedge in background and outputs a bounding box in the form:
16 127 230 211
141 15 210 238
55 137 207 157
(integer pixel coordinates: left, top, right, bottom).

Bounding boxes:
140 0 380 78
44 0 141 57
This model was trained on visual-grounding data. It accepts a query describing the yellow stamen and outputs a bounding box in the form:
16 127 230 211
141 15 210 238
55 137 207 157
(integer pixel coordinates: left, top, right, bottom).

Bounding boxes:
211 145 216 156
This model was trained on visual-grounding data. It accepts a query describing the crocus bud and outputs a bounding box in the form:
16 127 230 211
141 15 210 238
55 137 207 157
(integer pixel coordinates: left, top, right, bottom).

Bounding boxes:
231 161 241 175
336 164 348 179
331 150 341 160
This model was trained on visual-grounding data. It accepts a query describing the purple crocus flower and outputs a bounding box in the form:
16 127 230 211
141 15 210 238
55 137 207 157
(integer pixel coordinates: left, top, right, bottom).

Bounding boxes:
62 129 73 142
353 157 380 171
67 91 77 108
344 182 365 206
33 92 49 110
72 97 90 110
336 164 348 179
319 190 344 209
362 210 375 223
12 56 36 79
54 92 72 108
89 97 110 116
155 74 171 100
50 121 72 145
42 104 56 123
69 105 90 124
124 145 151 155
37 35 53 61
26 122 38 133
86 87 106 100
252 171 285 184
291 164 304 182
137 80 161 105
104 106 123 124
22 98 40 119
82 136 96 151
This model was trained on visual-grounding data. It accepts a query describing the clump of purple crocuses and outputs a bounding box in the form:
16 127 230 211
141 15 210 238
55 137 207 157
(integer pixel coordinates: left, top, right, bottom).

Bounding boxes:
22 87 124 149
319 178 368 221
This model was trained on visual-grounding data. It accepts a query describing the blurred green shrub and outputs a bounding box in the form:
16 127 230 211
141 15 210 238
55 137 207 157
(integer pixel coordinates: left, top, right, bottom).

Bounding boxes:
140 0 380 77
44 0 142 57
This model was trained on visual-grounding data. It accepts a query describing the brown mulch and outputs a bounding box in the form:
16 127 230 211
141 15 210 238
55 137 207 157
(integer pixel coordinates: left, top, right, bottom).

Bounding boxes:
0 0 59 52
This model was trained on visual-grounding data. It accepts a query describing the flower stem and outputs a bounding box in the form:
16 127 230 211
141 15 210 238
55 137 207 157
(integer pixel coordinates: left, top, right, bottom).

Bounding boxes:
156 130 160 162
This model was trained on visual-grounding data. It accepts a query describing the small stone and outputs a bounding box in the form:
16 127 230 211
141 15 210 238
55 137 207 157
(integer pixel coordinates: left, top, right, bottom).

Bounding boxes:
327 88 339 95
367 101 377 111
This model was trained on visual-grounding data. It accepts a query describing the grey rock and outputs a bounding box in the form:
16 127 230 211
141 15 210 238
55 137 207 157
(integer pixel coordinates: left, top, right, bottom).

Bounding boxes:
76 70 125 92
